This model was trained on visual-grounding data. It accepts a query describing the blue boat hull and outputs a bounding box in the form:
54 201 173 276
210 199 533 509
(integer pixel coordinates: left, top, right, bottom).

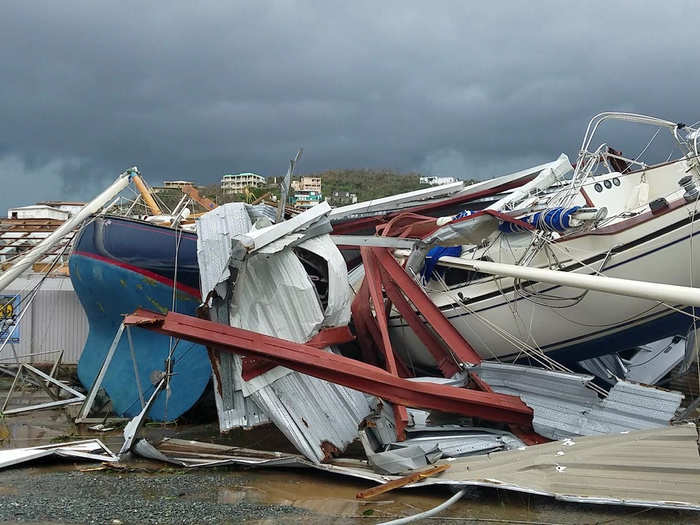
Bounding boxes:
69 217 210 421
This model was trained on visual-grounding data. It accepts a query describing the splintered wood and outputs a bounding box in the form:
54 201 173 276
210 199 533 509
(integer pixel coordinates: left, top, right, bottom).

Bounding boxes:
355 464 450 499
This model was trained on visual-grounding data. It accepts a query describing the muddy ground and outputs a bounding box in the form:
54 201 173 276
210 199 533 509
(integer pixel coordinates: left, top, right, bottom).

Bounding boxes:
1 378 699 524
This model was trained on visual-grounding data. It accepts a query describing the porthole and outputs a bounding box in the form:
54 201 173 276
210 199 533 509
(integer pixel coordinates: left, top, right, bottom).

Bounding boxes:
594 183 603 192
604 179 612 189
612 177 621 186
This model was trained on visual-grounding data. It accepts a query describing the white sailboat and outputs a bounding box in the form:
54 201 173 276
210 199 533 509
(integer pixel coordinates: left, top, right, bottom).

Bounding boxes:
388 113 700 366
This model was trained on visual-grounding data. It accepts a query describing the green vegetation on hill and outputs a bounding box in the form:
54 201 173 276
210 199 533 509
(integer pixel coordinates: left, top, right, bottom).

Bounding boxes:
198 184 272 205
164 168 475 211
304 169 429 201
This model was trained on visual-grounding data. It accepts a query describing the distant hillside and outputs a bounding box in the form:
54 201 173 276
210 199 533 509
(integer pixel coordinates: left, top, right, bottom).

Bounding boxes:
305 169 428 201
175 169 475 210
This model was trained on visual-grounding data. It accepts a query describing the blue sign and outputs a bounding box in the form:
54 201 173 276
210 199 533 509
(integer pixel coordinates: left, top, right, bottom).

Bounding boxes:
0 295 20 343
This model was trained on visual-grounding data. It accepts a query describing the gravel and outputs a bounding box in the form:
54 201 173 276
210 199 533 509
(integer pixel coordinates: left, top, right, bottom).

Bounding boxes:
0 469 308 524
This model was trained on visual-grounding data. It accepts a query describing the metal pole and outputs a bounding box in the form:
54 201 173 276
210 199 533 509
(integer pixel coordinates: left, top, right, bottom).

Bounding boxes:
126 325 145 410
439 256 700 307
75 323 125 422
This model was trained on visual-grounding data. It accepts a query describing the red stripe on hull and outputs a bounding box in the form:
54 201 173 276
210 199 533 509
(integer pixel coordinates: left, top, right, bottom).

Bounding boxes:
73 250 201 298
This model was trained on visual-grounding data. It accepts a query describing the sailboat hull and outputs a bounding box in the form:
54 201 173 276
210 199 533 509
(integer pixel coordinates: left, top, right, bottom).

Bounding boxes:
389 165 700 366
69 216 210 421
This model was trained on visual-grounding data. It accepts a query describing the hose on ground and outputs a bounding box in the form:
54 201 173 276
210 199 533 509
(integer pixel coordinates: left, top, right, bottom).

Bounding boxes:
377 488 467 525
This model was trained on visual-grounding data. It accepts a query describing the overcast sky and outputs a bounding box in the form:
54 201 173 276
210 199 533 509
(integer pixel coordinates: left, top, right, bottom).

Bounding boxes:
1 1 698 212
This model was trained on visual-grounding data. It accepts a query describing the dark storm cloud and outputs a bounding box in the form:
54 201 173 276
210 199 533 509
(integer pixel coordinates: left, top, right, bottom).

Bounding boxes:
1 1 698 211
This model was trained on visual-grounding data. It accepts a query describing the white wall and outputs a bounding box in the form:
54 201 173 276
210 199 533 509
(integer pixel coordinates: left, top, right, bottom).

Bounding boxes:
0 275 88 365
7 206 70 220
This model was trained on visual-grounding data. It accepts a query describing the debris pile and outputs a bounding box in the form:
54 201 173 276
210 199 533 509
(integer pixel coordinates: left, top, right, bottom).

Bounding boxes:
2 115 700 521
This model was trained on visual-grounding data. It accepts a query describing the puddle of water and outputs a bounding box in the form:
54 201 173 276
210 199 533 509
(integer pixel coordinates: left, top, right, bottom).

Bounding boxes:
211 467 698 524
219 474 387 517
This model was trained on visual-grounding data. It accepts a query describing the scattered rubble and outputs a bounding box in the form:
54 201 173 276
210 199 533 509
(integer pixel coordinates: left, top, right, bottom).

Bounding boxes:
1 136 699 523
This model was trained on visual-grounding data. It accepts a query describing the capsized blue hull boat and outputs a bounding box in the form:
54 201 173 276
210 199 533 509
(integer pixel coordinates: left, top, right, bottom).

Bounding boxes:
69 216 210 421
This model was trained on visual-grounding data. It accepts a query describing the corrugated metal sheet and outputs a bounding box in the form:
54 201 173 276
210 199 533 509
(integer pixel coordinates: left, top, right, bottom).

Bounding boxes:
251 373 372 461
474 362 683 440
625 336 686 384
197 205 268 429
247 203 277 224
229 242 370 462
425 423 700 511
0 439 117 469
134 438 386 482
297 235 351 328
328 182 465 222
1 275 88 365
196 203 252 299
136 426 700 512
197 204 372 459
578 353 627 386
210 352 269 430
397 429 524 458
232 249 326 358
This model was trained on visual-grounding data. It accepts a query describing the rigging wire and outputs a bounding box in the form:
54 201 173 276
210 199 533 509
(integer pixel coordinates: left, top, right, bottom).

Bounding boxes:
689 182 700 397
631 128 661 166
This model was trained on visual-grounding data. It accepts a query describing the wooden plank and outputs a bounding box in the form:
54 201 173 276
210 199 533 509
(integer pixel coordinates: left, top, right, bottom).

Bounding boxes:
355 464 450 499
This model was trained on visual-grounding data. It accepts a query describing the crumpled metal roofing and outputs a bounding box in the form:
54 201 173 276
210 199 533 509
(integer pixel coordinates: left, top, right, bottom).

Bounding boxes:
195 202 283 299
428 423 700 511
398 428 524 458
197 203 268 430
196 203 253 299
358 429 443 474
362 388 525 463
231 248 325 356
137 425 700 512
250 372 372 462
297 235 352 328
473 362 683 440
247 203 278 224
228 241 370 462
0 439 118 469
197 202 370 462
208 351 270 430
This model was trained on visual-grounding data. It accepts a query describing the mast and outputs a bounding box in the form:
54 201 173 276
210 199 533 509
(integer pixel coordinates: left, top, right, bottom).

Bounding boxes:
131 173 163 216
438 256 700 307
0 169 133 292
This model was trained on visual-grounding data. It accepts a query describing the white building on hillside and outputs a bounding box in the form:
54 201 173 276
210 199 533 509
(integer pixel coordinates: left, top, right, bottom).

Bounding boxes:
163 180 195 189
419 176 458 186
221 173 266 194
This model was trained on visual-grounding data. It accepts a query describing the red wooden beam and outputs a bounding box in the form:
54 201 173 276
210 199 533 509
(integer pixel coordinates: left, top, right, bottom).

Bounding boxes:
361 248 410 438
372 247 482 365
362 247 404 378
381 271 461 378
125 309 533 426
350 279 381 366
241 325 357 381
